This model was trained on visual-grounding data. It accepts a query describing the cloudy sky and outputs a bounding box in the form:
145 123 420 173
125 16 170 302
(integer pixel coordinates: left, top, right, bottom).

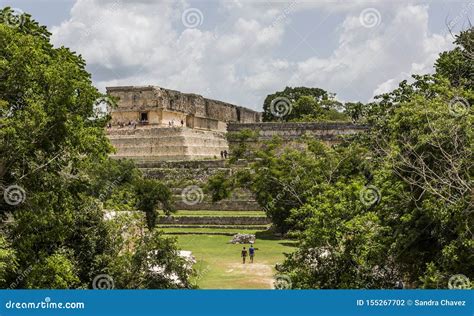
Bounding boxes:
1 0 472 110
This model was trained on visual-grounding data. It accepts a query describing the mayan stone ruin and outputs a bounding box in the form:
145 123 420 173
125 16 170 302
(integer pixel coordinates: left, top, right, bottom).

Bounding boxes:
106 85 368 163
106 85 261 162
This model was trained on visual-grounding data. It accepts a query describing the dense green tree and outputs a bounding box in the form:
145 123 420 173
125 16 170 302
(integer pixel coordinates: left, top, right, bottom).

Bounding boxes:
0 8 186 289
105 213 194 289
280 29 473 288
209 28 473 289
206 170 233 202
135 178 173 230
262 86 349 122
343 102 367 123
0 6 112 288
26 249 80 289
435 28 473 90
0 233 16 286
226 128 258 162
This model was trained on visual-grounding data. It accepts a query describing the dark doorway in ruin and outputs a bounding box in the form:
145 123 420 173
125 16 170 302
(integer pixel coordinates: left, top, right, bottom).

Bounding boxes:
236 107 241 122
140 112 148 122
186 115 194 128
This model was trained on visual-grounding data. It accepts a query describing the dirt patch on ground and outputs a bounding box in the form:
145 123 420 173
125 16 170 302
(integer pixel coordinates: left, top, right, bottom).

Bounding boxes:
226 262 274 288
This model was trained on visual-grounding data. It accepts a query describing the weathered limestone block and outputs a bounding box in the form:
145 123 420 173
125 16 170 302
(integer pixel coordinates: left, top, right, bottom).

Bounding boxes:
107 126 228 161
106 86 261 131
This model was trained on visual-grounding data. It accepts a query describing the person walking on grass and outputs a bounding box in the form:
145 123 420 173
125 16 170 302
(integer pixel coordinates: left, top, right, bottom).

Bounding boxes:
249 244 255 263
241 247 248 264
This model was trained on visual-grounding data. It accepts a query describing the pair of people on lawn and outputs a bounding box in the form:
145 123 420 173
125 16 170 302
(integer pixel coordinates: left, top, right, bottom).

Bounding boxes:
241 244 256 264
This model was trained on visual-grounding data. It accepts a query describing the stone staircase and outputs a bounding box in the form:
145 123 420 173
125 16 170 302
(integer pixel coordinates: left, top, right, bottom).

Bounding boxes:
107 126 228 161
141 160 261 211
157 210 270 236
107 131 268 234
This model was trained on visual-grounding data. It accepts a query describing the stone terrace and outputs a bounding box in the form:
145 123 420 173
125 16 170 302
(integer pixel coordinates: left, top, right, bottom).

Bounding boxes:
227 121 368 145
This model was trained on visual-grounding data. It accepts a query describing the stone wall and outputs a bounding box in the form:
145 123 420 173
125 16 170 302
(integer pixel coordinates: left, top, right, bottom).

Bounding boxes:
238 107 261 123
107 126 228 161
140 159 261 211
137 160 227 169
172 200 260 211
107 86 159 110
157 216 270 225
107 86 262 128
227 122 368 145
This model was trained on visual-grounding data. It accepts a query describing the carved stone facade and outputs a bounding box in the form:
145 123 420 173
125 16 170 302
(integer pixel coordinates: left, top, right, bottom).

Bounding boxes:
107 85 261 132
106 85 261 161
106 86 367 162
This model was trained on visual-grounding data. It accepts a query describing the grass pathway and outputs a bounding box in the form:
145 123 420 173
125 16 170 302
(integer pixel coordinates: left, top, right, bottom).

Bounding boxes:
172 233 297 289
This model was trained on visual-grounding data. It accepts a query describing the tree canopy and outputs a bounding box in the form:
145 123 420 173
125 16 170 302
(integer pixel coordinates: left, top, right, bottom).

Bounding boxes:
0 7 187 289
262 86 350 122
210 28 473 289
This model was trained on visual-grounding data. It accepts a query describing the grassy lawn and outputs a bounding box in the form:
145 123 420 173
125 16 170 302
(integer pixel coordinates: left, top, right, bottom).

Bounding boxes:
170 231 297 289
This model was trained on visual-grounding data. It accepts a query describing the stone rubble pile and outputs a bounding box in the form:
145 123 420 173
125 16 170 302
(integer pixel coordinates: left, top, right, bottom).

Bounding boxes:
229 233 256 244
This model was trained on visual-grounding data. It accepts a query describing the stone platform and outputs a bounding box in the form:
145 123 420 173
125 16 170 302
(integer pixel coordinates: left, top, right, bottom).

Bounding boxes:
107 126 228 161
141 159 260 211
227 122 368 146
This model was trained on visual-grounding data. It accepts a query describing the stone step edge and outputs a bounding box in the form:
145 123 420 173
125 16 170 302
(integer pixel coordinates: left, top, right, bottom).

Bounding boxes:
156 225 270 229
161 231 265 236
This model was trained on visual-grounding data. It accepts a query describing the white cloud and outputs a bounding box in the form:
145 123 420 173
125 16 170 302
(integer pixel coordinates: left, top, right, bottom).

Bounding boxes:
51 0 455 110
291 4 453 101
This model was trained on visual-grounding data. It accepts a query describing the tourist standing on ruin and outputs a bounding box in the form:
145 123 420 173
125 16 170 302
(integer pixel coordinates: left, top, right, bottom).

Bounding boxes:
241 247 248 264
223 150 228 159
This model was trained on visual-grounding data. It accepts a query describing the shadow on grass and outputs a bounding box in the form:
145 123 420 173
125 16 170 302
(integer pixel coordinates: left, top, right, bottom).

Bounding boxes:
278 241 298 247
255 230 281 240
255 230 297 245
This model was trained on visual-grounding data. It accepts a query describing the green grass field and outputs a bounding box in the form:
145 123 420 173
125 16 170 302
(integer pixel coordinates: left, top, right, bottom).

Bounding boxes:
169 231 297 289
